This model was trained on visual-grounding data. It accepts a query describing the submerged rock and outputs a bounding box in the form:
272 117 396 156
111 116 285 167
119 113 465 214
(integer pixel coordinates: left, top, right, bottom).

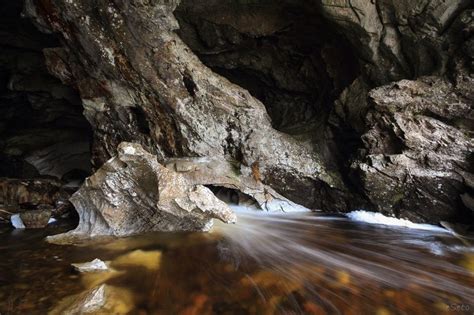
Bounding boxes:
110 250 161 272
52 143 236 238
50 284 134 315
72 259 109 273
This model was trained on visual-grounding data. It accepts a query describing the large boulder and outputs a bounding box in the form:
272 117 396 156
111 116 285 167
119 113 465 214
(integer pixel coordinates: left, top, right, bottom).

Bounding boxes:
57 142 236 237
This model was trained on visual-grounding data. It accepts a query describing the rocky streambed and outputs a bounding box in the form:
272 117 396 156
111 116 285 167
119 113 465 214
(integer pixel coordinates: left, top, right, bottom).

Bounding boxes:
1 210 474 314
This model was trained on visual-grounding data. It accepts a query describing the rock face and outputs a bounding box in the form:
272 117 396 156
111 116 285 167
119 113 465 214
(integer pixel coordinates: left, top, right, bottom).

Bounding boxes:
319 0 472 83
0 177 65 207
63 142 236 237
174 1 359 132
0 177 73 227
353 76 473 223
9 0 473 225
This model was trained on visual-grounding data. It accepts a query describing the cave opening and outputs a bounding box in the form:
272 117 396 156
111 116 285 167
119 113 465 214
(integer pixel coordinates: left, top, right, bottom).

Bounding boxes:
206 185 261 210
0 3 92 189
175 0 360 134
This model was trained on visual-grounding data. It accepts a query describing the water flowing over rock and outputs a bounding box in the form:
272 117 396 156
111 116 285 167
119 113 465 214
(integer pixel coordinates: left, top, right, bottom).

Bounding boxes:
53 143 236 238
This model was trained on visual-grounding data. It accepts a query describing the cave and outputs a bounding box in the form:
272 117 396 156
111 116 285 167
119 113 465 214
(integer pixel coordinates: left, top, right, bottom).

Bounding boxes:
0 2 92 185
174 0 359 134
1 0 473 314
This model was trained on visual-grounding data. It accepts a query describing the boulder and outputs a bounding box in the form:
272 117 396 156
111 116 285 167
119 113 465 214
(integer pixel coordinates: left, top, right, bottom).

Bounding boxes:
10 209 53 229
53 142 236 238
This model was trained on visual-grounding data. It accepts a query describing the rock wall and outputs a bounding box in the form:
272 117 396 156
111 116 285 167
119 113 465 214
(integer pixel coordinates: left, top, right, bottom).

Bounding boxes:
322 1 474 223
21 0 474 225
0 1 92 182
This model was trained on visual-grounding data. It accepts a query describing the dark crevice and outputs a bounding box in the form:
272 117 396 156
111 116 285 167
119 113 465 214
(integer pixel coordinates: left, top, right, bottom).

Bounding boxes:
130 106 151 135
183 74 197 97
205 185 260 208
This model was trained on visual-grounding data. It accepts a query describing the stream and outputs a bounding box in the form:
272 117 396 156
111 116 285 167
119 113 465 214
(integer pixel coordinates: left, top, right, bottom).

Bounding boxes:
0 210 473 314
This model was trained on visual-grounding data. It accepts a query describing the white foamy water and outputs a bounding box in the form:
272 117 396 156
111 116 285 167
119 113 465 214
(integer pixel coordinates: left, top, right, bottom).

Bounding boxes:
10 214 25 229
346 210 447 232
214 208 474 303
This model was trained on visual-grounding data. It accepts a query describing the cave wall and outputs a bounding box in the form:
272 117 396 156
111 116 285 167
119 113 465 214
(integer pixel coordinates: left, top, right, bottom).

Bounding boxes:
17 0 474 224
27 0 359 214
319 1 474 223
0 1 92 183
175 0 359 133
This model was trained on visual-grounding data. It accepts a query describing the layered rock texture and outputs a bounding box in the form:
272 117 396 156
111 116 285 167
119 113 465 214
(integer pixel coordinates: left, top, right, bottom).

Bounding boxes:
63 143 236 237
0 0 472 227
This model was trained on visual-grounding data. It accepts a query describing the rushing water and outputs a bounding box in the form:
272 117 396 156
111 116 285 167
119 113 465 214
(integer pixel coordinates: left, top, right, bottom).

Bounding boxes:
0 209 473 314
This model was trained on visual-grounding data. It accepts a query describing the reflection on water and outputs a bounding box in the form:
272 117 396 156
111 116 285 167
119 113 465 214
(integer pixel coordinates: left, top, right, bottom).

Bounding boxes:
0 210 473 314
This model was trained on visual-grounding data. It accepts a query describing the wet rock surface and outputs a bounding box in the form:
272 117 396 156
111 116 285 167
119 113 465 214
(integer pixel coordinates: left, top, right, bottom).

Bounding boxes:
165 157 309 212
72 258 109 273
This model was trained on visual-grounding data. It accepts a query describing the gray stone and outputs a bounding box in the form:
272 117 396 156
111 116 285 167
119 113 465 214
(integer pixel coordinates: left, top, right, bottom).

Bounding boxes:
52 142 236 238
72 259 109 273
50 284 134 315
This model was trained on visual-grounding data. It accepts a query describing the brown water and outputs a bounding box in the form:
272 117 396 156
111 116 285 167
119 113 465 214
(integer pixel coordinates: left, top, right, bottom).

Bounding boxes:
0 211 473 315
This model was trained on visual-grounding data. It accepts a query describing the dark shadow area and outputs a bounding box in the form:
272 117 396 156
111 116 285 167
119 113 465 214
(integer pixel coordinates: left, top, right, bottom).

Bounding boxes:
0 2 90 227
206 185 260 209
0 1 92 184
175 0 359 134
